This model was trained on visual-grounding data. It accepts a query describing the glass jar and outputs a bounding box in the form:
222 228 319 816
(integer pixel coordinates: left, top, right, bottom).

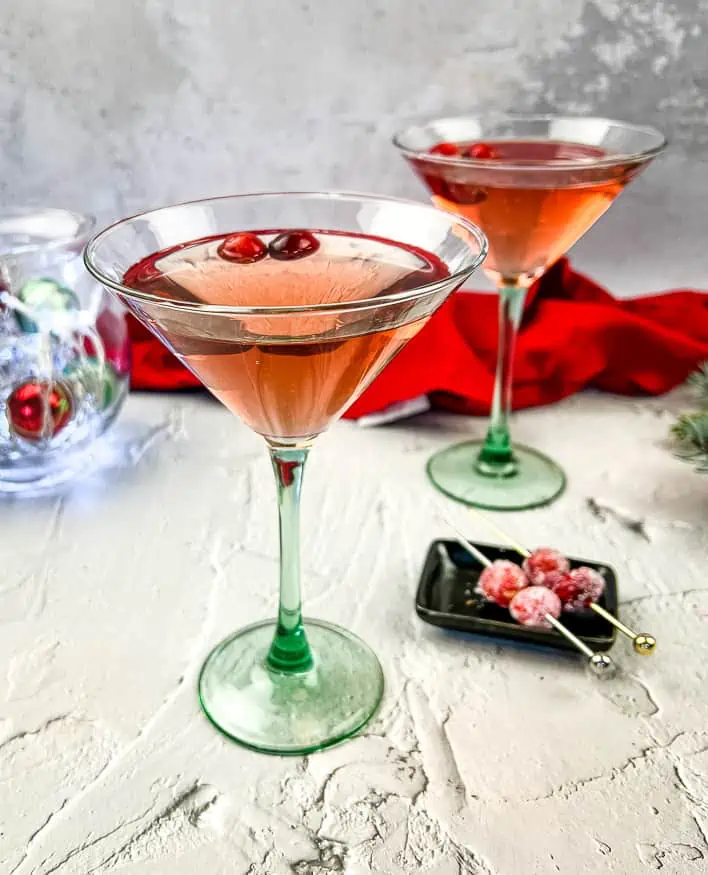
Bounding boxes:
0 208 130 493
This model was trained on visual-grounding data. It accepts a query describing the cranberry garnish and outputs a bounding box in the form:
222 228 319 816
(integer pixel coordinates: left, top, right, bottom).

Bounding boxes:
128 259 162 285
217 232 268 264
463 142 497 160
430 142 460 157
269 230 320 261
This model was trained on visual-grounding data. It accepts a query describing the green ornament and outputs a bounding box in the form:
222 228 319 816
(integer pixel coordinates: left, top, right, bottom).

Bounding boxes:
16 278 80 333
64 358 120 411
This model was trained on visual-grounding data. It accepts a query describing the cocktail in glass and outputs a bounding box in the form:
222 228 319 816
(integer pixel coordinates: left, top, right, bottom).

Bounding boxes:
84 192 487 754
394 116 666 510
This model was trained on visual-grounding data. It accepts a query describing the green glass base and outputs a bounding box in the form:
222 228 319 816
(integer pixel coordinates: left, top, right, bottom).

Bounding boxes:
427 440 566 511
198 618 384 755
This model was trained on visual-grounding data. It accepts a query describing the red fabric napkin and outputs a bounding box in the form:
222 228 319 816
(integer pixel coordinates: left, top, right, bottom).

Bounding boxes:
126 258 708 417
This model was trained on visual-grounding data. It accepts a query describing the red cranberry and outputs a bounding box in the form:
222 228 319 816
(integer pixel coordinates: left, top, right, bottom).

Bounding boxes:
523 547 570 586
463 142 497 160
269 231 320 261
509 586 561 630
217 233 267 264
7 380 73 441
127 259 162 286
445 184 488 206
478 560 527 608
430 142 460 157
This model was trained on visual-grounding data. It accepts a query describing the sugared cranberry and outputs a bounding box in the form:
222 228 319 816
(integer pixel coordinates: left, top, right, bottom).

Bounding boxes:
463 142 497 160
430 142 460 157
523 548 570 586
478 560 527 608
269 230 320 261
217 233 267 264
509 586 561 630
557 567 606 613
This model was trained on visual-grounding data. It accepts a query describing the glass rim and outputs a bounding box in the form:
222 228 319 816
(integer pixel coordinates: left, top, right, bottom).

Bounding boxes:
83 190 488 317
0 206 95 258
392 113 668 171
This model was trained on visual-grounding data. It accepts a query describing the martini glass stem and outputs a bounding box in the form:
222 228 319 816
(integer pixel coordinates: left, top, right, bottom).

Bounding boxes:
266 443 314 674
476 284 527 476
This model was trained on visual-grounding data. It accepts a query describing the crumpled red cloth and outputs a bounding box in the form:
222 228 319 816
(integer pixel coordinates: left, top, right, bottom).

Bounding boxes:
126 258 708 417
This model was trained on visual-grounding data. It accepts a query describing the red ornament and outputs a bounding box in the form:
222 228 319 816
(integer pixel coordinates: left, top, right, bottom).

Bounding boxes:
269 231 320 261
463 142 497 159
7 380 73 441
217 232 268 264
430 142 460 157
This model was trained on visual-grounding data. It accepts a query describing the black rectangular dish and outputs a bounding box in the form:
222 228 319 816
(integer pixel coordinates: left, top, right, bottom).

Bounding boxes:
416 539 618 652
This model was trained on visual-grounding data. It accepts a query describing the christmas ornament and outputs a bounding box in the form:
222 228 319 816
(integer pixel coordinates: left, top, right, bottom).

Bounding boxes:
64 358 121 411
7 380 73 441
15 278 79 333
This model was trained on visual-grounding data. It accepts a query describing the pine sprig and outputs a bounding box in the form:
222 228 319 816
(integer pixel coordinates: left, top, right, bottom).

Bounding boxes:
687 362 708 405
671 362 708 472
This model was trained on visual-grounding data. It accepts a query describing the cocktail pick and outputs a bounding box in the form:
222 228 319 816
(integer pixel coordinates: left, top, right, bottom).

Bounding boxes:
442 519 615 678
464 507 657 656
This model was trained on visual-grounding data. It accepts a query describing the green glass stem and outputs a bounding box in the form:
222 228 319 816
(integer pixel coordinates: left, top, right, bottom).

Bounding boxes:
266 443 314 674
476 284 527 477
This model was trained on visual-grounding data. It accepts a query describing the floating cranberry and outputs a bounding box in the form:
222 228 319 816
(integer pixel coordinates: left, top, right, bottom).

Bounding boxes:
463 142 497 160
217 233 267 264
478 559 527 608
7 380 73 442
509 586 561 630
430 142 460 157
130 259 163 285
523 547 570 586
445 184 488 206
269 231 320 261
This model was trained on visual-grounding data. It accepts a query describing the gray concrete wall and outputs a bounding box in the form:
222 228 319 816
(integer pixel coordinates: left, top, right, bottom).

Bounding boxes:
2 0 707 294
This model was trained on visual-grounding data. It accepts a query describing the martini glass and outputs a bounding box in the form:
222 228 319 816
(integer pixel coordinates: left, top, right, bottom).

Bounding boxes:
84 192 487 754
394 115 666 510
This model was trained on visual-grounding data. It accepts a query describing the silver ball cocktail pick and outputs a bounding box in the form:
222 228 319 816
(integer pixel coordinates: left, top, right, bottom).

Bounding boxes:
463 507 657 655
443 519 617 679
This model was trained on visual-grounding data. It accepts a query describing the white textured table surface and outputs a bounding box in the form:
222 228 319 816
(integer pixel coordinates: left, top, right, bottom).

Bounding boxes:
1 389 707 875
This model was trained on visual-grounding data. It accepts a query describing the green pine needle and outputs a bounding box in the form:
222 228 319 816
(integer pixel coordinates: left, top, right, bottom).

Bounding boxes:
671 364 708 472
687 362 708 404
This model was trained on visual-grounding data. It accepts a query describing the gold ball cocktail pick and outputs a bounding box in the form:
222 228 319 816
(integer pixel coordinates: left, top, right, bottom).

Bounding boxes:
464 507 657 656
443 519 617 678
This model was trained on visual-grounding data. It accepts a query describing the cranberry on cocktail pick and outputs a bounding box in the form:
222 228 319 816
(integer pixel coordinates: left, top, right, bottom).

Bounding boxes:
459 507 657 657
550 567 606 613
434 513 618 676
218 233 268 264
507 585 614 676
478 559 527 607
523 547 570 586
269 231 320 261
509 585 561 630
